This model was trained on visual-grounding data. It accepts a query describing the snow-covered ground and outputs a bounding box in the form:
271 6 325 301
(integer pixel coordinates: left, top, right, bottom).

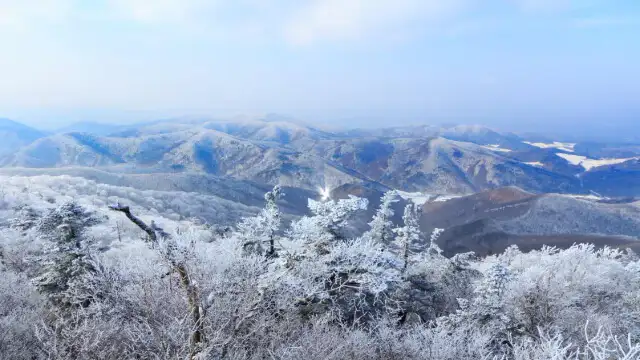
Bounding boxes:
559 193 609 201
556 153 637 171
524 162 544 168
396 191 462 205
431 194 463 202
482 144 512 153
524 141 576 152
396 191 432 205
0 175 257 226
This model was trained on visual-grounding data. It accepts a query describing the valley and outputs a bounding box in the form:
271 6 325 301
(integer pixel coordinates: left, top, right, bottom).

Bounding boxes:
1 115 638 257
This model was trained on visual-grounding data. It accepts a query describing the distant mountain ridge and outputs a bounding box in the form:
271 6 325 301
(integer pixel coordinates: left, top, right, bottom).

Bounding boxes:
0 118 48 157
1 116 639 197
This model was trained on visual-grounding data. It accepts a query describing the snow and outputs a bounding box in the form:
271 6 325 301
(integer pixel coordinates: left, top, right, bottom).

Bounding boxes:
560 194 608 201
432 194 463 202
396 191 432 205
524 162 544 168
556 153 587 166
580 157 637 170
482 144 512 153
2 174 640 359
556 153 637 171
524 141 576 152
396 191 463 204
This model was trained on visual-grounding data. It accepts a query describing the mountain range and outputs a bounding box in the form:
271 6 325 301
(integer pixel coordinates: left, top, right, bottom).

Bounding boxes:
0 115 639 256
1 116 638 198
419 187 640 256
0 118 48 158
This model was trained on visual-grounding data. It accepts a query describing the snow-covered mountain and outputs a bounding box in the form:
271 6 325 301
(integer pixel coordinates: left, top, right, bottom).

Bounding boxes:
308 136 583 194
0 127 366 190
0 118 47 158
1 116 639 197
419 187 640 256
1 116 639 281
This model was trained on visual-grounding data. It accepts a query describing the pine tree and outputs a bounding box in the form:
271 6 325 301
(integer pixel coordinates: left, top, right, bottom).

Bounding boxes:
367 190 398 244
426 228 445 256
32 202 101 310
236 185 283 256
473 263 511 323
288 195 368 254
393 202 422 274
8 204 39 232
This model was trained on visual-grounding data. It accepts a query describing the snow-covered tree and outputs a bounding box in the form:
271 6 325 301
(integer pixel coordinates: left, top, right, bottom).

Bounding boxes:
109 203 205 358
426 228 445 256
288 195 368 253
35 201 100 244
31 202 101 310
236 185 283 256
1 174 640 359
8 204 39 232
366 190 398 244
474 263 511 320
393 201 422 274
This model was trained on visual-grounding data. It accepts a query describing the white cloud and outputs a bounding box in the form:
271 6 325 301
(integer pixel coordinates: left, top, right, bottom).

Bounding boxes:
0 0 74 29
284 0 464 45
0 0 593 44
108 0 214 24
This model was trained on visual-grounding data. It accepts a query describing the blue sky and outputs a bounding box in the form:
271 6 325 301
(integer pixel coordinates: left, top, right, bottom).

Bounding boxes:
0 0 638 133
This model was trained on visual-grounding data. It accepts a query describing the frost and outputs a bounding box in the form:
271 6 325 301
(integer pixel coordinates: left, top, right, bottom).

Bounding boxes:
0 180 638 359
366 190 398 244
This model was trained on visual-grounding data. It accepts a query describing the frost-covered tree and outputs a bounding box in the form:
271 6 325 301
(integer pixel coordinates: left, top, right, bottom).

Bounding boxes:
2 175 640 359
236 185 283 256
392 227 477 325
474 263 511 321
109 203 205 358
281 235 402 325
35 201 100 244
288 195 368 253
393 201 422 274
366 190 398 244
426 228 445 256
32 202 101 310
8 205 39 233
280 195 404 323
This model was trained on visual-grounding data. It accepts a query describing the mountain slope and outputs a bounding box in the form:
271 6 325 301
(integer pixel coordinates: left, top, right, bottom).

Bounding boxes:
2 128 367 191
0 118 47 158
309 137 584 194
2 117 638 196
110 116 335 147
581 159 640 197
419 187 640 256
1 134 124 167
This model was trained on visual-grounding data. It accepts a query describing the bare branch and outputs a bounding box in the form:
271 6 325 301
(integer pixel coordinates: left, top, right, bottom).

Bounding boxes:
109 203 157 243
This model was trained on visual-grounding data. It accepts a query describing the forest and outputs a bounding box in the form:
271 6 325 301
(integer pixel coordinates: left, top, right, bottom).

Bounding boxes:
1 177 639 359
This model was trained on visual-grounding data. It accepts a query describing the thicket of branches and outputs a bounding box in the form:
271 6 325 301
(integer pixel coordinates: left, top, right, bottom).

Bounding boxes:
0 184 639 359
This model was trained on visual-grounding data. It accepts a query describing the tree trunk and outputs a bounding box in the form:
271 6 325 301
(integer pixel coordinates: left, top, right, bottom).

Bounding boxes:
110 203 204 358
176 264 205 354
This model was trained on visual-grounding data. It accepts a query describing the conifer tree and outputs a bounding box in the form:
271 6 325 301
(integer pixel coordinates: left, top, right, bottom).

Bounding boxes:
367 190 398 244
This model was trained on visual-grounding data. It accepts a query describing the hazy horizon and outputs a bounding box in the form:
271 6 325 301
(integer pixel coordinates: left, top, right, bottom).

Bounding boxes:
1 0 639 137
3 110 639 143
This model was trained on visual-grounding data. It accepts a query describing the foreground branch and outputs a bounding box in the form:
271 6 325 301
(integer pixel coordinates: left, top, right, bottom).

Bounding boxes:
109 203 157 243
109 203 204 358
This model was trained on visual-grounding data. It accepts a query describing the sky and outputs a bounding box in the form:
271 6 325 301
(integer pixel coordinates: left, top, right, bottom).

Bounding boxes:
0 0 639 133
